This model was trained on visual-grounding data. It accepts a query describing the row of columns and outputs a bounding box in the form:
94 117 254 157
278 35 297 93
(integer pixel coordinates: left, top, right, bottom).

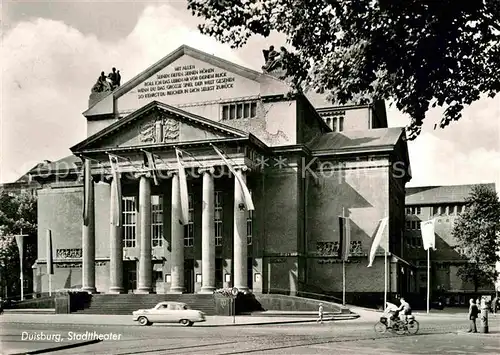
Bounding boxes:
81 166 250 294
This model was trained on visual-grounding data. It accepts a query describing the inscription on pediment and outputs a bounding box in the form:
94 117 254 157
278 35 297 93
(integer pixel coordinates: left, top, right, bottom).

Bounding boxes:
140 116 180 143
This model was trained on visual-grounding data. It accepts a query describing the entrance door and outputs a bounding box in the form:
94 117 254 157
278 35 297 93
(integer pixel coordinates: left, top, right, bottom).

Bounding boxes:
184 259 194 293
127 269 137 293
215 258 223 289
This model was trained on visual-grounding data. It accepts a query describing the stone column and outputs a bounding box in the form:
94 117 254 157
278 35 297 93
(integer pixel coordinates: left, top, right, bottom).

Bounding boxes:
170 172 185 293
137 174 153 293
233 167 249 292
200 167 215 293
82 162 96 293
109 178 124 293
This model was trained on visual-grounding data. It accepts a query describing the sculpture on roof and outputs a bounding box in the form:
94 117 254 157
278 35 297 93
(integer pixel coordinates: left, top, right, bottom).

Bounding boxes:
262 46 287 73
91 68 121 93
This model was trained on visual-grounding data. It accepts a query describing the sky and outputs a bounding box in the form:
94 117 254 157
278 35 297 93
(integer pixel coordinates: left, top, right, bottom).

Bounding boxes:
1 0 499 190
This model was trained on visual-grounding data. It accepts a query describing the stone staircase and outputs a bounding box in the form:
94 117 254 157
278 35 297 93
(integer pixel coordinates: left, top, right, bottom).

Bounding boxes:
73 294 216 315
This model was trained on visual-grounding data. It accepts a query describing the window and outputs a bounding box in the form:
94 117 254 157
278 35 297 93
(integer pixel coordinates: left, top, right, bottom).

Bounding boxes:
410 221 420 230
407 206 421 215
456 205 463 214
151 195 163 247
405 221 411 230
247 197 253 246
215 191 223 247
122 196 136 248
221 101 258 120
320 112 345 132
184 193 194 247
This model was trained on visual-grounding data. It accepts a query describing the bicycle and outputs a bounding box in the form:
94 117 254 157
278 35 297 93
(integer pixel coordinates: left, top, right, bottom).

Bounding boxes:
374 315 419 335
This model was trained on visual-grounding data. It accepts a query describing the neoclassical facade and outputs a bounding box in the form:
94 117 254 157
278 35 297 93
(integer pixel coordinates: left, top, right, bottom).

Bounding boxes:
31 45 412 299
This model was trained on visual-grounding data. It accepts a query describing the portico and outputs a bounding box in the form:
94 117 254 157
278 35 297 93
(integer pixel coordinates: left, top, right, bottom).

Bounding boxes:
72 101 266 294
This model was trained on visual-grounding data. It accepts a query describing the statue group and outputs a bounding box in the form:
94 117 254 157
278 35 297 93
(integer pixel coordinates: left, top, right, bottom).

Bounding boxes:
91 67 121 93
262 45 287 73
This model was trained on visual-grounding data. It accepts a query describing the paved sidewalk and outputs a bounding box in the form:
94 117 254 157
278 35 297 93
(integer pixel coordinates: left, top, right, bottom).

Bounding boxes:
0 313 358 327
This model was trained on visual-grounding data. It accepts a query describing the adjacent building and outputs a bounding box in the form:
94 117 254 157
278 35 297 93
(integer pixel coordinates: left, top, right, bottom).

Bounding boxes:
404 183 497 306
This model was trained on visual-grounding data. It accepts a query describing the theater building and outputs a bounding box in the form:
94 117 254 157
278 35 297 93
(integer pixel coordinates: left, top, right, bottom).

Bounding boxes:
30 45 411 300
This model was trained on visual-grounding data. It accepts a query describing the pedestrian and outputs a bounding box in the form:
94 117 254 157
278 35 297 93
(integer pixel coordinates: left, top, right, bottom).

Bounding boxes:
467 298 479 333
316 303 324 324
492 296 498 314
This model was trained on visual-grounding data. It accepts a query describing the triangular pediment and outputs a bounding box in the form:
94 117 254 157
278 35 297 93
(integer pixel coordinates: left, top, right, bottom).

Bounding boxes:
72 101 248 152
83 45 291 118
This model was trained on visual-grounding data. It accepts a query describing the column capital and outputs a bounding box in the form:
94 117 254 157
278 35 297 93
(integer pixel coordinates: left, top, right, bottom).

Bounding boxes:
133 171 152 179
234 165 250 173
198 166 216 175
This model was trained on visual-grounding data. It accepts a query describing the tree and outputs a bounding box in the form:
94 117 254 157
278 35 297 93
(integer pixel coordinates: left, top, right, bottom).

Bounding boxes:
187 0 500 139
452 185 500 292
0 190 38 298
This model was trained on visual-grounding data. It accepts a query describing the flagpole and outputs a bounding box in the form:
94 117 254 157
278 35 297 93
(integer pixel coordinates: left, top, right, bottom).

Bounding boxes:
384 249 388 307
342 208 346 306
20 230 24 301
427 247 430 313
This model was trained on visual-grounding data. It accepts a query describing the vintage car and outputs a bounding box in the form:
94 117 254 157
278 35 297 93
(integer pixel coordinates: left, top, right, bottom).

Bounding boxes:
132 301 206 326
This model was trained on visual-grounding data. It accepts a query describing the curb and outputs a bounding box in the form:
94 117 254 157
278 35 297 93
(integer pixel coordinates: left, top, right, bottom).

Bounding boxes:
196 315 360 327
1 315 359 328
8 339 101 355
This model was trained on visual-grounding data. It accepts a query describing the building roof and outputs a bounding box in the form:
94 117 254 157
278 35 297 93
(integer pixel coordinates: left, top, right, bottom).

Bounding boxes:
405 183 497 205
307 127 404 154
28 155 81 176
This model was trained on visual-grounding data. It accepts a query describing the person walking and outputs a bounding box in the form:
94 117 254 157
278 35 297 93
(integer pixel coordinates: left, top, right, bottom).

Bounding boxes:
316 303 324 324
468 298 479 333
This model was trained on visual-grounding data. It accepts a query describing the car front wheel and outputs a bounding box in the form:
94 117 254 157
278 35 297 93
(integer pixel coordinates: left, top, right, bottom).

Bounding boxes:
180 319 193 327
138 316 150 326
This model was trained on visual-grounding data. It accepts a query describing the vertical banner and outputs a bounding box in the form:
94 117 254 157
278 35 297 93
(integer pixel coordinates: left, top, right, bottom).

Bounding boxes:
14 235 24 265
211 144 254 210
175 148 190 225
82 159 91 226
144 151 159 186
421 219 436 250
109 155 122 226
367 217 388 267
339 216 351 261
46 230 54 275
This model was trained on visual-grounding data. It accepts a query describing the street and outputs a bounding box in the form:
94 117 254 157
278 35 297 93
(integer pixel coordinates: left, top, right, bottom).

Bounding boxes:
1 314 499 354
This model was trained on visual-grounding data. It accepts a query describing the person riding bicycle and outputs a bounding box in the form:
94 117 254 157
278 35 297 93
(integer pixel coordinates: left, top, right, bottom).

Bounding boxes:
384 301 400 328
397 297 412 323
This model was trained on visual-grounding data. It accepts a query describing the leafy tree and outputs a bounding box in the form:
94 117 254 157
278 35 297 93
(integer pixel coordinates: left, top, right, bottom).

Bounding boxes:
0 191 37 299
452 185 500 292
187 0 500 139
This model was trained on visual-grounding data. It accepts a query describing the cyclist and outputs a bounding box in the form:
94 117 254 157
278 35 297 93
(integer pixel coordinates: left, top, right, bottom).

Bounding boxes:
398 297 412 323
384 301 399 328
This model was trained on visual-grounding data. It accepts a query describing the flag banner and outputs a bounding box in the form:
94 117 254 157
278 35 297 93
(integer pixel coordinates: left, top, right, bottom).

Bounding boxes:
211 144 255 211
367 217 389 267
175 148 190 225
46 230 54 275
15 234 24 263
82 159 91 226
109 154 122 226
421 219 436 250
144 151 159 186
339 216 351 261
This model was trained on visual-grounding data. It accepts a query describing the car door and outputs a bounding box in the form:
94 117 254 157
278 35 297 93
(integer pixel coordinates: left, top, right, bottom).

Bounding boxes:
149 304 165 322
